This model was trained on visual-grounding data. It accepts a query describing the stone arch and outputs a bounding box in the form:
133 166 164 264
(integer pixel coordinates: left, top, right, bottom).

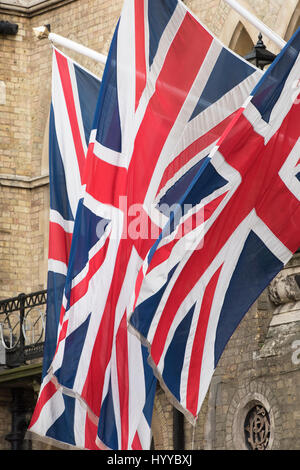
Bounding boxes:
229 21 254 57
219 0 299 57
225 380 282 450
218 0 263 49
284 0 300 40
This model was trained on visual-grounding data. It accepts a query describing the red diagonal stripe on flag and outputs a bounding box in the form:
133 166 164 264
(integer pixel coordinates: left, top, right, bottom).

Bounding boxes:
29 380 57 428
186 264 223 416
55 50 86 184
156 111 238 198
134 0 147 110
48 221 72 265
116 312 129 450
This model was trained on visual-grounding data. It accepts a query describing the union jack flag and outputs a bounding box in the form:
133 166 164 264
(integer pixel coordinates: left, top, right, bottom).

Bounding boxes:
30 0 261 450
130 27 300 422
28 49 102 448
29 48 156 450
44 48 101 376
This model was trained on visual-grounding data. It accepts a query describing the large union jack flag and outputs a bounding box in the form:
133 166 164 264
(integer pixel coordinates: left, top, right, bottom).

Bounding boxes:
30 0 261 450
130 27 300 422
29 47 156 450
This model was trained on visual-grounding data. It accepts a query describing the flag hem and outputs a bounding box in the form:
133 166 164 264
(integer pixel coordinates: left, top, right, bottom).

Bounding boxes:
127 321 197 426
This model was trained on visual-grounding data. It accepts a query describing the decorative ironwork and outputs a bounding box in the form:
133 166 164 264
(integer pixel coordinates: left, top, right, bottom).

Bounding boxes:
0 290 47 367
244 404 271 450
244 33 276 70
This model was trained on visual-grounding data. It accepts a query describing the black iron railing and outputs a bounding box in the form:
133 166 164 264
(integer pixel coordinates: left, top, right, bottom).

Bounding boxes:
0 290 47 368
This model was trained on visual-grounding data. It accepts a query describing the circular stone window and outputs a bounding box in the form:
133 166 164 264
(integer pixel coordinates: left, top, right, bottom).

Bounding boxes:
244 403 271 450
228 389 276 450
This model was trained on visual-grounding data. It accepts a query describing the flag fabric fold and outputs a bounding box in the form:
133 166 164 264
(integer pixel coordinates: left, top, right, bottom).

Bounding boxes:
30 0 262 450
129 27 300 423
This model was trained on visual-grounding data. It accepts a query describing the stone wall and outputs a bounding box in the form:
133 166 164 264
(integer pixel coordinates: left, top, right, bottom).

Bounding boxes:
0 0 123 299
0 389 12 450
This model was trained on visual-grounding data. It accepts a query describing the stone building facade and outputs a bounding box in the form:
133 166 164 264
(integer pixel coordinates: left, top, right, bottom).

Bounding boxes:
0 0 300 450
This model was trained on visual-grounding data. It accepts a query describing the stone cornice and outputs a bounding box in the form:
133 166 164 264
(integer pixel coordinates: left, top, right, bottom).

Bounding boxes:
0 362 42 385
0 0 77 17
0 173 49 189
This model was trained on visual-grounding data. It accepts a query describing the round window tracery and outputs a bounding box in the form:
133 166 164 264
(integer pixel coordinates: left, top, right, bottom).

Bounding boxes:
244 403 271 450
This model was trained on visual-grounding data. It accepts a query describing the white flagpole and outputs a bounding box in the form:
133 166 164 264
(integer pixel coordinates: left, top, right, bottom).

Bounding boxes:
33 26 107 65
224 0 286 49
